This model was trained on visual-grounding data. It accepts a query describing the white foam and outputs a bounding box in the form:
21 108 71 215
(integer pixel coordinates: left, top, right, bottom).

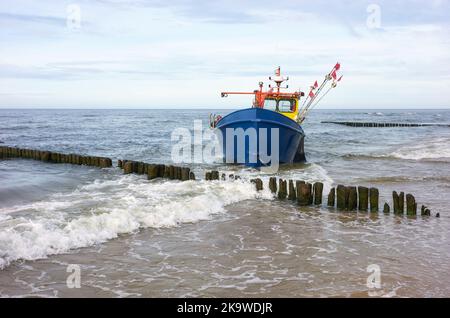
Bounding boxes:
0 176 268 269
391 137 450 160
234 163 334 190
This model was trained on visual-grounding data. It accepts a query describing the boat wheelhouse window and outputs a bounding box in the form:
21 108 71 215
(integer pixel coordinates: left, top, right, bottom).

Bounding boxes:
263 99 277 111
278 99 295 112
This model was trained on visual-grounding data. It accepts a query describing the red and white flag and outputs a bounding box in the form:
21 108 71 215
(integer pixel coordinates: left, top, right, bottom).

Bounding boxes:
309 90 315 98
334 62 341 71
331 69 337 80
313 80 318 88
337 75 343 82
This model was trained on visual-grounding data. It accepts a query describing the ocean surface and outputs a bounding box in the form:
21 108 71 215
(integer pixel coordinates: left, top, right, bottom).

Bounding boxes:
1 108 450 297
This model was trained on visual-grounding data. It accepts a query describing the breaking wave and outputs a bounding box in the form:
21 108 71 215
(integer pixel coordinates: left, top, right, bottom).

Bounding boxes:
342 138 450 162
0 176 273 269
390 138 450 161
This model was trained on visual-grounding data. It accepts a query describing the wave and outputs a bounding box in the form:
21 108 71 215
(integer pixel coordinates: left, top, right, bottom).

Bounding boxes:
391 138 450 161
0 176 272 269
342 153 392 161
342 138 450 162
233 163 334 193
354 175 450 183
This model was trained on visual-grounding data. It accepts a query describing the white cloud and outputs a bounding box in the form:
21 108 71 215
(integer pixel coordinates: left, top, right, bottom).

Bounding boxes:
0 0 449 108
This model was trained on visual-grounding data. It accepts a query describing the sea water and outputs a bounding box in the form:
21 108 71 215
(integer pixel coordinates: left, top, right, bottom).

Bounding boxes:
0 109 450 297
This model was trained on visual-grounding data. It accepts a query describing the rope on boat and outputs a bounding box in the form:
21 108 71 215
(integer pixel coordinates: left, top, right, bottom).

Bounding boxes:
304 81 337 117
298 63 342 123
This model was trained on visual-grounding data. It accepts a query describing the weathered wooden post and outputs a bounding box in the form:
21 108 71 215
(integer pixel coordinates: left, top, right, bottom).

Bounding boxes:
158 164 166 178
296 180 305 188
211 170 219 180
288 180 296 201
336 185 346 210
148 164 158 180
393 191 400 214
123 161 133 174
221 173 226 181
181 167 190 181
51 152 58 163
421 205 430 216
297 183 311 206
327 187 335 207
269 177 277 193
41 151 51 162
383 202 390 213
308 183 313 205
205 171 212 181
348 186 357 211
278 179 287 199
399 192 404 213
358 186 369 211
164 165 170 178
118 160 123 169
313 182 323 205
369 187 379 213
189 171 196 180
175 166 182 180
406 194 417 215
251 178 263 191
99 158 111 168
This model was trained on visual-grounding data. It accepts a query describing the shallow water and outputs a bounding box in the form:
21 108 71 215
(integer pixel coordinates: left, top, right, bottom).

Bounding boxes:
1 109 450 297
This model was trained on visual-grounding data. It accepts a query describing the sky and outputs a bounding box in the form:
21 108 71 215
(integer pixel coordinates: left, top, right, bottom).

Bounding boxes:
0 0 450 109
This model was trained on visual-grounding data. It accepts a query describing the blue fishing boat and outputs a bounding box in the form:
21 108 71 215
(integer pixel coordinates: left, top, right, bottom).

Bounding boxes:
210 65 342 168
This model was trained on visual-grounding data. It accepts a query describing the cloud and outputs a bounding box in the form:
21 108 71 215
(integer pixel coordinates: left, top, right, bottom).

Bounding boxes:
0 0 449 108
0 12 66 26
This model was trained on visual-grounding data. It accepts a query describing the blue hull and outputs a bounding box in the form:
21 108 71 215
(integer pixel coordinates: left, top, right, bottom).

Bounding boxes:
215 108 306 168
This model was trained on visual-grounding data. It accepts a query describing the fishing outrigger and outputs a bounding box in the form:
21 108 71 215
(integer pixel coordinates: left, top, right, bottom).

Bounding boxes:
210 64 343 168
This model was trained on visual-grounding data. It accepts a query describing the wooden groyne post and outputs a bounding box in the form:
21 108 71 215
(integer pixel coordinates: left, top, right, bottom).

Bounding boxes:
369 188 379 212
358 186 369 211
288 180 296 201
313 182 323 205
297 182 311 206
119 159 195 182
322 121 450 128
327 187 335 207
406 194 417 215
278 179 287 199
0 146 112 168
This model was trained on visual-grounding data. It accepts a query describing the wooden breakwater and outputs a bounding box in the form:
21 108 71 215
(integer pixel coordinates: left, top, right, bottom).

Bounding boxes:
203 171 435 217
0 148 436 217
0 146 112 168
118 159 195 181
322 121 450 128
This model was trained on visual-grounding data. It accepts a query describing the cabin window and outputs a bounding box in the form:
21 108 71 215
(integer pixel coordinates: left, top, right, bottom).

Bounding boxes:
264 99 277 111
278 99 295 112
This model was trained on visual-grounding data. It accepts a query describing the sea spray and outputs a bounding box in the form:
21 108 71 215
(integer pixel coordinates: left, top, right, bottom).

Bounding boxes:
0 176 272 269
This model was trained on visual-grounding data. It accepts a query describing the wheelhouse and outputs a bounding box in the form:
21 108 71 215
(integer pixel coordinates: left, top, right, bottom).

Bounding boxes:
263 97 299 121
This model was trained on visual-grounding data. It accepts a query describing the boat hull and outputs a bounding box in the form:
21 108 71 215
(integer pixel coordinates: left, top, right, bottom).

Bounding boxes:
215 108 306 168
